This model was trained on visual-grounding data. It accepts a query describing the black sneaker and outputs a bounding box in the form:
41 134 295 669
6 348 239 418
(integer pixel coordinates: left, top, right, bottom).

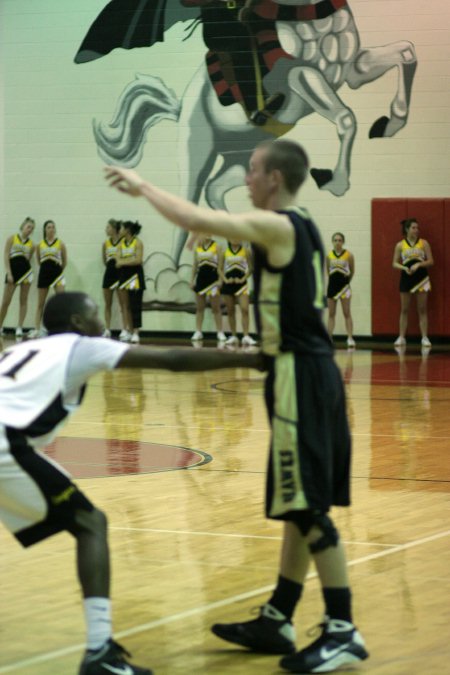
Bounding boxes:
79 639 153 675
211 603 296 654
280 619 368 673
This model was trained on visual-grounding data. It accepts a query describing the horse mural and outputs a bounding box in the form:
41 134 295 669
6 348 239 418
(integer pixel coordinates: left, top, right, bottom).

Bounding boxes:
76 0 417 263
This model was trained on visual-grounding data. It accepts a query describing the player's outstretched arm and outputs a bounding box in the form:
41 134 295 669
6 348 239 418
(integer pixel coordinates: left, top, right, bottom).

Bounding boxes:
116 346 264 372
104 166 291 252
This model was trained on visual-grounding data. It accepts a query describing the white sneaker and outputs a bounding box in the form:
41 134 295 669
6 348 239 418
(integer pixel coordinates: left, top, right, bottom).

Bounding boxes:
394 336 406 346
242 335 257 346
15 327 23 338
27 329 39 339
225 335 239 346
217 331 227 342
191 330 203 341
102 328 111 338
0 328 4 337
346 337 356 348
279 618 368 672
130 332 140 344
119 329 131 342
421 336 431 348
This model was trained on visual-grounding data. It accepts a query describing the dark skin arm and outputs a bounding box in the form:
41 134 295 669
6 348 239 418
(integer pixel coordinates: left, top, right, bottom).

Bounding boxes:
117 346 264 372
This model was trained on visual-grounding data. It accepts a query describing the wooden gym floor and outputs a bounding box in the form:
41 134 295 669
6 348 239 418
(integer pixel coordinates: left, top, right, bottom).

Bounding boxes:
0 340 449 674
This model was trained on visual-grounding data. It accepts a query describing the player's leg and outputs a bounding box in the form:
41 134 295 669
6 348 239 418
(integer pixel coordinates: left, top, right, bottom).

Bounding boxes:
280 360 367 673
0 432 153 675
280 514 368 673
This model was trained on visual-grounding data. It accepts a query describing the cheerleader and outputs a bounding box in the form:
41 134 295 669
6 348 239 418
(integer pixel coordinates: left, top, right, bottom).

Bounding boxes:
326 232 355 347
190 236 226 342
102 219 125 338
29 220 67 338
392 218 433 347
0 217 35 338
219 240 256 346
116 221 145 344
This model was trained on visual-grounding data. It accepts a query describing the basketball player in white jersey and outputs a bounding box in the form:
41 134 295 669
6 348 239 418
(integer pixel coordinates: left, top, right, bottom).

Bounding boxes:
0 292 262 675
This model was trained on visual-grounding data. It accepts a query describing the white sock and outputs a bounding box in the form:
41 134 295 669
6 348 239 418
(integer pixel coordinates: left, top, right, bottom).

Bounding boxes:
83 597 112 650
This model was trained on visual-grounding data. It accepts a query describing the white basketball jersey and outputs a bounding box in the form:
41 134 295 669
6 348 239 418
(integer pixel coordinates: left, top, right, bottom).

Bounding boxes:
0 334 127 445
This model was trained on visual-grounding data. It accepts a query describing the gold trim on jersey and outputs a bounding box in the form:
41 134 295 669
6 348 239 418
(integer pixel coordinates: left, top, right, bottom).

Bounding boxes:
269 352 308 517
258 268 282 356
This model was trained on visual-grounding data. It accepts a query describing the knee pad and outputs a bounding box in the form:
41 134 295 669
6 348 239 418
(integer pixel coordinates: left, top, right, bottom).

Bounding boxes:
308 513 339 554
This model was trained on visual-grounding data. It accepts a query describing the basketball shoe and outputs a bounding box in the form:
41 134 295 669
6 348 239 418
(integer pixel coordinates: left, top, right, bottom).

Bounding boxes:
79 639 153 675
280 618 368 673
211 603 296 654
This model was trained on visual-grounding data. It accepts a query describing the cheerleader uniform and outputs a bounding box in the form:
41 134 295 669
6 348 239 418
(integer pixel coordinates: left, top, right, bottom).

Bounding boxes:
37 239 65 289
221 243 250 297
399 238 431 293
194 240 220 296
6 234 33 285
102 236 122 289
118 237 145 329
326 249 352 300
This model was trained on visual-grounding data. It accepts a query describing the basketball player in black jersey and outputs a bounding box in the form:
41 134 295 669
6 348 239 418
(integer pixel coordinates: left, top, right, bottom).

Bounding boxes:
105 140 369 674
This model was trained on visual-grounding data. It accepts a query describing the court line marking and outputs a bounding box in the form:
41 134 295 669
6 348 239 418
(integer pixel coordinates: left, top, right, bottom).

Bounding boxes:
109 526 399 548
1 528 449 673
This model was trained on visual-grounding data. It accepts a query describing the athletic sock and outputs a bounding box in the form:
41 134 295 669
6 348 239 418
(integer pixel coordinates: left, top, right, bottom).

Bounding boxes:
322 587 352 623
268 575 303 621
83 597 112 650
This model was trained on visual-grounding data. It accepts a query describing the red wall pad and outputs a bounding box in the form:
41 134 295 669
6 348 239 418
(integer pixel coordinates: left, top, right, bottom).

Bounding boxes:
372 198 447 338
444 200 450 335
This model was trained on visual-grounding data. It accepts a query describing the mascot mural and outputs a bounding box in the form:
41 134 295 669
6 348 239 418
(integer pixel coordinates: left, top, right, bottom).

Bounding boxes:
75 0 417 309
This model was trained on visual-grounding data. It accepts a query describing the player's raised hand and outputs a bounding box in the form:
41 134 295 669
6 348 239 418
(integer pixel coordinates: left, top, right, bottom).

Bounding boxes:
104 166 145 197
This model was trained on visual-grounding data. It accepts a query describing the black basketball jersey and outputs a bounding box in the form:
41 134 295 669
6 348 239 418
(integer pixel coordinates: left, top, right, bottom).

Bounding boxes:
252 207 333 356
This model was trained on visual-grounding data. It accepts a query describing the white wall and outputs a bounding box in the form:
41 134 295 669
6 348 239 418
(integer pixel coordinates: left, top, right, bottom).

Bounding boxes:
1 0 449 334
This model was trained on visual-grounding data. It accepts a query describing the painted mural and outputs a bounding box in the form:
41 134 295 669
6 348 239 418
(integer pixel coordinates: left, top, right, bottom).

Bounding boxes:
74 0 418 312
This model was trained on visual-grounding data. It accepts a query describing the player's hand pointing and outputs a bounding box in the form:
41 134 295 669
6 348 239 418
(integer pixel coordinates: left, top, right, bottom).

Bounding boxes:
104 166 145 197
